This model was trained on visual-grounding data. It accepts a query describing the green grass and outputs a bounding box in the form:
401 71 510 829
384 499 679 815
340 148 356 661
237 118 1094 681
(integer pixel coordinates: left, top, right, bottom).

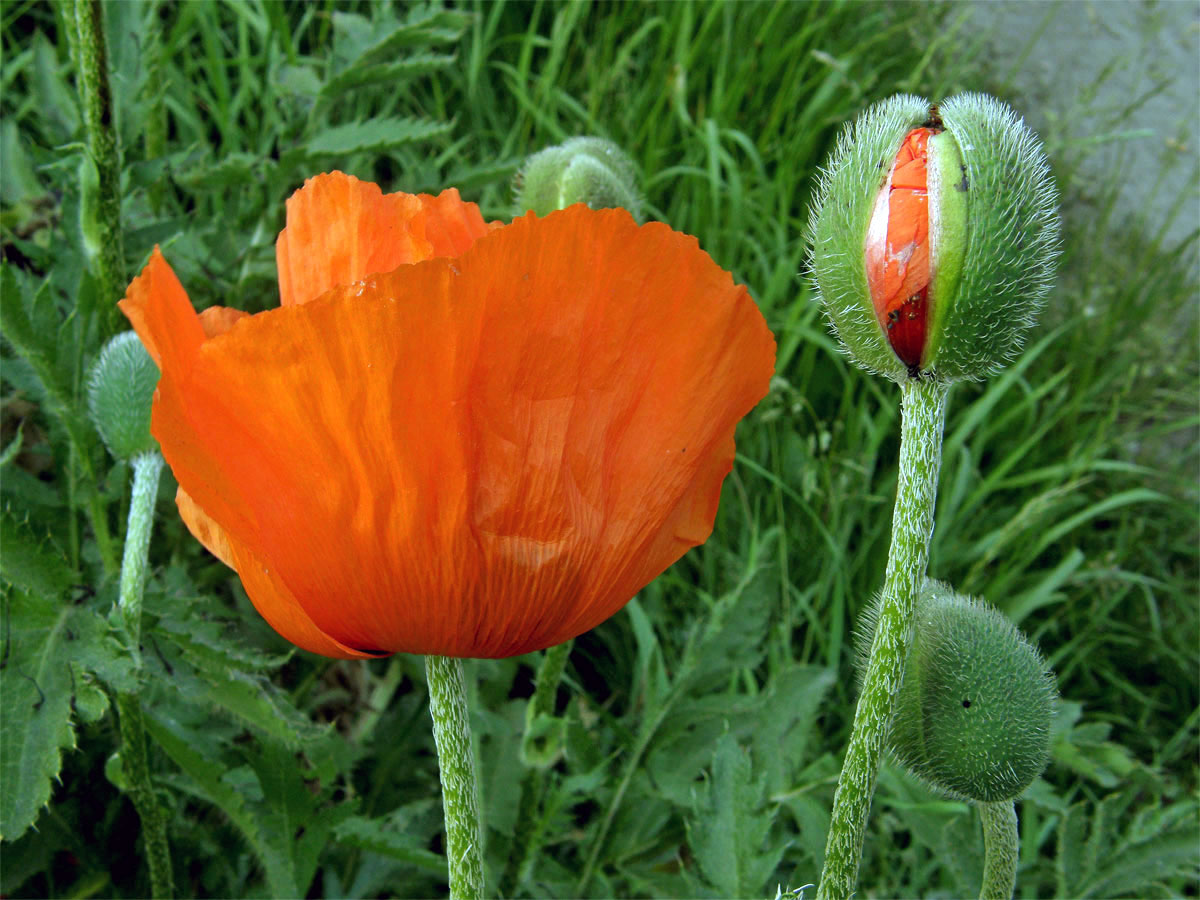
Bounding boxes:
2 1 1197 898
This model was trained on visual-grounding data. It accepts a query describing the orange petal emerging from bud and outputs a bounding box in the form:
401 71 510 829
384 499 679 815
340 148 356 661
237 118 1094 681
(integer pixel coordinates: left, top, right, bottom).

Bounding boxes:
865 127 934 371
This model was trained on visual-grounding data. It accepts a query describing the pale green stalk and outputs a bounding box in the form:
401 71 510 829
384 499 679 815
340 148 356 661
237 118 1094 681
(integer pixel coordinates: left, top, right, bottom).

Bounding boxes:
978 801 1019 900
426 655 485 900
817 378 949 899
116 451 173 899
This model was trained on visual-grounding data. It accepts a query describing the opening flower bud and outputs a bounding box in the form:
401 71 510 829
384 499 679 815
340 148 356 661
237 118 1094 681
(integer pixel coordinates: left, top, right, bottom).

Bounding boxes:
809 93 1058 382
857 579 1057 802
514 136 644 221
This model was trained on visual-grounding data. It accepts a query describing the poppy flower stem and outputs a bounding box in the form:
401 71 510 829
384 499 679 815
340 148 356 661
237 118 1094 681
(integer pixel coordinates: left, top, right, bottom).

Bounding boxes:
70 0 126 336
978 801 1019 900
817 377 949 900
426 655 485 900
116 451 174 899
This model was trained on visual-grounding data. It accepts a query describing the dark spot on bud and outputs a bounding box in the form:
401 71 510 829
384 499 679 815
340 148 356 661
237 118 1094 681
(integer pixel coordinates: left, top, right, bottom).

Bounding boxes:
957 164 969 192
962 698 972 708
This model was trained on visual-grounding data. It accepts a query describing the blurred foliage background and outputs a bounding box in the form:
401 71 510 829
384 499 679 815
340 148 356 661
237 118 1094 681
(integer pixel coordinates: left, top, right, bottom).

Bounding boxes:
1 1 1196 897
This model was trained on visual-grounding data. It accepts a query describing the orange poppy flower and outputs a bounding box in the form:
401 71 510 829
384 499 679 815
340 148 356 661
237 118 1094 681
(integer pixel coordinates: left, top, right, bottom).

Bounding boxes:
120 172 775 659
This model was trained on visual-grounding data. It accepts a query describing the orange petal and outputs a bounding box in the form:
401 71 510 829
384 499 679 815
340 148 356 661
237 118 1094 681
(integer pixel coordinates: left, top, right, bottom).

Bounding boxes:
198 306 249 339
118 247 206 373
179 487 380 658
275 172 490 307
151 206 775 658
177 488 236 568
417 189 494 259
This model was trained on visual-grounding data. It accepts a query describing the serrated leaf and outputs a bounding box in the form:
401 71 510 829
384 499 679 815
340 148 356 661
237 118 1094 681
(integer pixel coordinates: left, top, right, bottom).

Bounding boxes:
142 708 298 898
334 814 448 873
0 505 73 599
248 741 355 895
306 117 453 156
332 7 469 74
319 53 457 101
1056 791 1200 898
0 267 96 467
151 627 327 748
0 592 74 840
686 734 787 899
176 152 276 190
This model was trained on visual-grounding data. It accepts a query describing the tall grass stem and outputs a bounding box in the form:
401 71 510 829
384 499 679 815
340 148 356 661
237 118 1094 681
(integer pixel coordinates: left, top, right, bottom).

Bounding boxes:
817 378 950 899
426 655 485 900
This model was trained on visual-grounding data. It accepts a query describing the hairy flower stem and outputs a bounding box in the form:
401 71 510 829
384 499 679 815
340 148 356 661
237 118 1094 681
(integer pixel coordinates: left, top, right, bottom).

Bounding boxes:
817 378 949 900
72 0 125 334
116 452 173 898
978 801 1019 900
499 639 574 895
426 655 485 900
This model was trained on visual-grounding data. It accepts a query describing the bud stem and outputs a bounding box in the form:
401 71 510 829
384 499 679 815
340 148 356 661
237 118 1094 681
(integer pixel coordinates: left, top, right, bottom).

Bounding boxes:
119 452 164 645
426 655 485 900
115 450 174 898
71 0 126 335
817 378 949 899
978 800 1019 900
499 638 574 895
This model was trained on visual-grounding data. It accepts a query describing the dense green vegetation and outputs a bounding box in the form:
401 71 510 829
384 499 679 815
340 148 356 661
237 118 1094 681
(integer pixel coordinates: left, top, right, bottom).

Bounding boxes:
2 2 1196 897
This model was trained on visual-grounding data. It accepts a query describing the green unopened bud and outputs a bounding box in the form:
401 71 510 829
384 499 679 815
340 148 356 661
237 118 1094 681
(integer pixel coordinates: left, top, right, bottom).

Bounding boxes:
858 579 1056 802
514 136 643 221
520 710 567 769
88 331 159 460
809 93 1059 382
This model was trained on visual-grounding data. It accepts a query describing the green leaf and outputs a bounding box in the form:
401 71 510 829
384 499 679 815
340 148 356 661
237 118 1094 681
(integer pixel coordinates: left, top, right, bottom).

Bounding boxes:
144 709 354 899
0 592 129 839
145 588 323 747
305 117 454 156
143 708 297 898
0 592 75 840
685 734 787 899
334 814 448 874
0 267 97 470
1056 790 1200 898
319 53 457 101
0 506 73 600
0 422 23 467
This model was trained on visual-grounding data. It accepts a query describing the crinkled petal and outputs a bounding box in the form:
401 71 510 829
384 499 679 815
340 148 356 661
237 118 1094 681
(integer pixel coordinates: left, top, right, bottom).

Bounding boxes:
275 172 490 307
149 205 775 658
118 247 205 373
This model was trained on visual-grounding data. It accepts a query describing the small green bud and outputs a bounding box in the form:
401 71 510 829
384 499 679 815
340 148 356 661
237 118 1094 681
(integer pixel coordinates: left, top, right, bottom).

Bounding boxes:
105 750 130 791
514 136 644 221
88 331 159 460
858 579 1056 802
519 710 568 769
808 93 1059 382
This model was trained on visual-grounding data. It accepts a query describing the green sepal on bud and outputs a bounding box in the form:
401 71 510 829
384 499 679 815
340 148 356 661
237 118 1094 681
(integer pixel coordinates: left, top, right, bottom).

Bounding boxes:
808 93 1059 383
514 136 644 221
857 579 1056 802
87 331 159 460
